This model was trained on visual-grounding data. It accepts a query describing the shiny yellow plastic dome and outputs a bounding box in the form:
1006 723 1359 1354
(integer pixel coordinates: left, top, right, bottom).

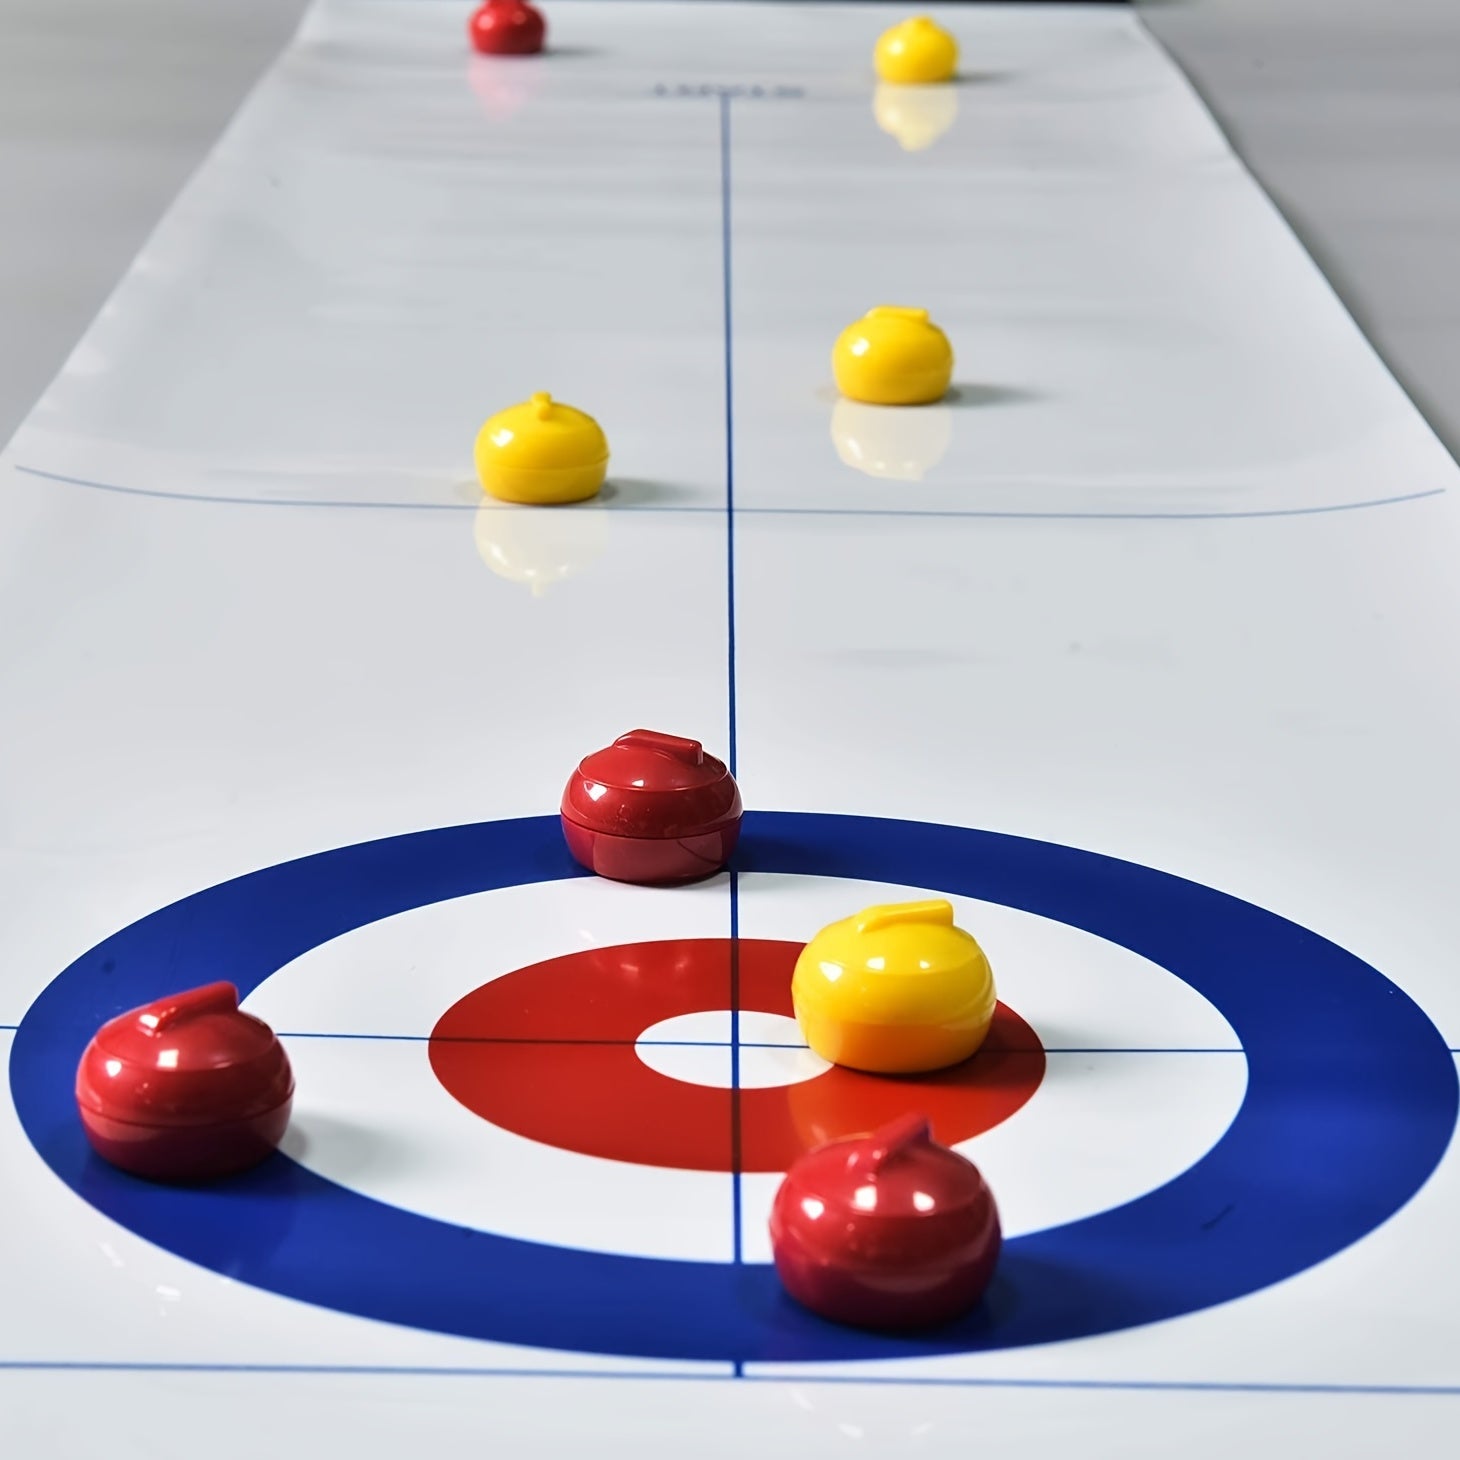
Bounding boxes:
873 81 958 152
473 392 609 505
832 306 954 406
792 898 996 1074
874 16 959 86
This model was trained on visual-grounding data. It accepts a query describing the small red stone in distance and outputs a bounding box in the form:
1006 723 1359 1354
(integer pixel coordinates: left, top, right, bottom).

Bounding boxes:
75 981 295 1183
769 1113 1002 1330
469 0 547 56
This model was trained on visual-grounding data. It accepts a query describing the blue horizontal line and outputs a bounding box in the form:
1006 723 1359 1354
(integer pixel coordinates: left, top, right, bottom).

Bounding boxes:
745 1372 1460 1397
274 1030 1239 1054
0 1362 1454 1397
1044 1046 1243 1054
276 1032 806 1049
12 465 1445 524
692 490 1450 524
12 465 481 514
1 1024 1251 1055
0 1361 716 1380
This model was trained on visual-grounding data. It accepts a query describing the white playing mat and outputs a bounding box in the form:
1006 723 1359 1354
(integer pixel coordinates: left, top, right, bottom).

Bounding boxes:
3 3 1459 1456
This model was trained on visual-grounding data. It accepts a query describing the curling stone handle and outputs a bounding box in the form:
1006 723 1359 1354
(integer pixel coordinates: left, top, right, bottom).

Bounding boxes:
614 729 705 765
852 1113 935 1172
145 982 241 1031
854 899 954 935
868 306 931 324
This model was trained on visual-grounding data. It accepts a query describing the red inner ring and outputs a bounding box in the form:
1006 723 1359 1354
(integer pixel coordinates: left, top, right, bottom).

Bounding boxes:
430 938 1046 1173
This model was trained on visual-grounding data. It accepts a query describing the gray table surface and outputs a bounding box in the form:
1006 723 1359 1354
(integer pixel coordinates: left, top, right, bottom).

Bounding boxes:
2 0 1457 458
1139 0 1460 461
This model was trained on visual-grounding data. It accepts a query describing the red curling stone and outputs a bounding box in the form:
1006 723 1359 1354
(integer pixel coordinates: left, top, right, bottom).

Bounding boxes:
560 728 742 886
469 0 547 56
769 1112 1002 1330
75 981 295 1182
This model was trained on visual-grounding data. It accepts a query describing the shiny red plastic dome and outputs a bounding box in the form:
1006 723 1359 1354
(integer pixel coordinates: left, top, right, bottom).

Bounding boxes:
75 982 294 1182
469 0 546 56
769 1113 1002 1330
560 729 742 885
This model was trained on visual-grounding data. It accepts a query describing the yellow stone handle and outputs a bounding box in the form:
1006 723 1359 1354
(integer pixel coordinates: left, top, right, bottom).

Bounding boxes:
854 898 954 935
868 306 930 323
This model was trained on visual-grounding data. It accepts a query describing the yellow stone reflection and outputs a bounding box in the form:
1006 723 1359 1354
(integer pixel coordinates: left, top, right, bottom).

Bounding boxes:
473 501 609 596
873 82 958 153
830 398 953 482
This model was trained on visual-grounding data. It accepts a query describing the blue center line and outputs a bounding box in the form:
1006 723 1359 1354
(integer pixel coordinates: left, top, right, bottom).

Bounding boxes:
728 875 744 1264
719 91 745 1319
720 92 739 787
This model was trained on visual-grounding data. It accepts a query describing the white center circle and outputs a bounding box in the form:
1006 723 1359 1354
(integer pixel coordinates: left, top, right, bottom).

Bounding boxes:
635 1010 833 1090
251 872 1247 1260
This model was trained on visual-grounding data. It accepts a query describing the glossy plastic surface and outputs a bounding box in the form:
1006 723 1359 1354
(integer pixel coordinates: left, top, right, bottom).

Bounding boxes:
563 728 742 836
468 0 547 57
431 936 1044 1174
872 82 959 153
792 899 996 1073
830 397 952 481
874 16 959 86
474 500 609 596
831 306 954 407
560 818 741 885
75 981 294 1181
561 729 742 884
474 391 608 504
769 1113 1002 1330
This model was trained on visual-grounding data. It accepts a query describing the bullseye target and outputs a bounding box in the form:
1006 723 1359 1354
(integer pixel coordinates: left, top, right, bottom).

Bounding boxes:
429 937 1045 1172
10 812 1457 1364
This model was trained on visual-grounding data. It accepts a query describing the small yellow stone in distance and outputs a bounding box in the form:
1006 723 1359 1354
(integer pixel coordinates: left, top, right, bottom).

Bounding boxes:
874 15 959 86
832 306 954 406
473 392 609 506
792 899 997 1074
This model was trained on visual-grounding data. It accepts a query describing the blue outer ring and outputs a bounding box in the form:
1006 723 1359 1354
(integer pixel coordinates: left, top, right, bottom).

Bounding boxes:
10 811 1457 1362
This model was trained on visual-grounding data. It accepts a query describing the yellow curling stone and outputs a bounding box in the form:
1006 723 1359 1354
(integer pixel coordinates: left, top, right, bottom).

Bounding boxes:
832 306 954 406
792 898 996 1074
874 16 959 86
474 392 609 505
